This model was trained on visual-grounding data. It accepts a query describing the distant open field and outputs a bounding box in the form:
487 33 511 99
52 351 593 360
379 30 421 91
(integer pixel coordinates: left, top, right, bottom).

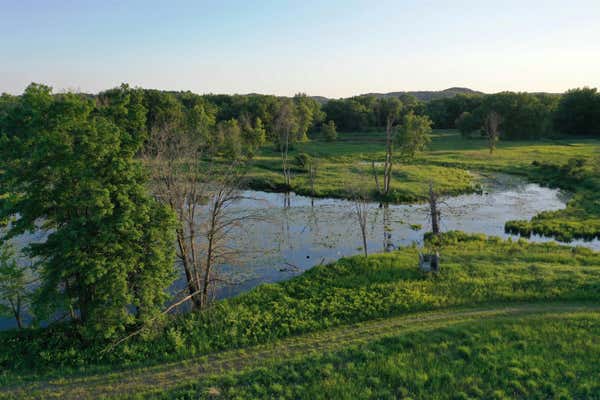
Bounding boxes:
245 130 600 240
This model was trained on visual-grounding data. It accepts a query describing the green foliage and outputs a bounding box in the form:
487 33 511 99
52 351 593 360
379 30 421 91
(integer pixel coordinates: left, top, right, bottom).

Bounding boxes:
425 92 560 140
425 94 484 129
0 83 176 339
142 89 185 131
322 98 372 132
294 93 324 140
2 233 599 381
505 157 600 241
160 312 600 399
554 87 600 136
396 113 432 161
217 118 243 160
294 153 311 170
322 120 337 142
455 111 480 138
241 117 266 158
0 243 29 328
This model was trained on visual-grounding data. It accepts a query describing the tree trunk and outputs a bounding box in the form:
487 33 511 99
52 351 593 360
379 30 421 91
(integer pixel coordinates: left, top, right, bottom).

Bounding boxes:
429 183 440 235
176 229 201 310
371 161 381 194
383 119 394 196
14 305 23 330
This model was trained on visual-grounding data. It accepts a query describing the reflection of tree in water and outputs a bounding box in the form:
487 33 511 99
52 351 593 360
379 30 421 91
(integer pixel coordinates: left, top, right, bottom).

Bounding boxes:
382 203 394 252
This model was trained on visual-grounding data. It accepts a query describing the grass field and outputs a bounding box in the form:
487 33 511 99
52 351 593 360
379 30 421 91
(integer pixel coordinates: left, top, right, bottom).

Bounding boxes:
245 130 598 198
156 310 600 400
3 304 599 399
246 130 600 240
2 232 600 398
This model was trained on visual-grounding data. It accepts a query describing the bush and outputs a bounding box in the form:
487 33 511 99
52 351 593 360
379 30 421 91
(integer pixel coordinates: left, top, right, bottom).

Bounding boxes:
322 120 337 142
294 153 311 170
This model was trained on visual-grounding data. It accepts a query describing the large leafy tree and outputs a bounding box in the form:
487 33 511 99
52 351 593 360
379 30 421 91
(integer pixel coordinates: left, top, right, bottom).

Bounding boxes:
0 84 176 339
396 113 432 161
554 88 600 136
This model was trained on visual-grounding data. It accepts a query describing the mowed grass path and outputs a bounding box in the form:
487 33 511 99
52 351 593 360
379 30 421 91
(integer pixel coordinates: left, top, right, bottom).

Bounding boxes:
2 303 599 400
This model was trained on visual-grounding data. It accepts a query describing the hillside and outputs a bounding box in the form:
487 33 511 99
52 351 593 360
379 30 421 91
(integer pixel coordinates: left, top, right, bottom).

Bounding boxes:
311 87 485 103
361 87 485 101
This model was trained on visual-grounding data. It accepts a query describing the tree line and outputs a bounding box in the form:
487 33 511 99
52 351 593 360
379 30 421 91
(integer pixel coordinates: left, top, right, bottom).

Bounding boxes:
323 88 600 140
1 82 599 341
426 88 600 139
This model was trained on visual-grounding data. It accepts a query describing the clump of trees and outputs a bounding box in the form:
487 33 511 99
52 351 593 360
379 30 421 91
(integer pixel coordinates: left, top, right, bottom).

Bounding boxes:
425 89 600 140
322 95 423 132
554 88 600 136
370 96 433 199
0 84 176 339
322 120 337 142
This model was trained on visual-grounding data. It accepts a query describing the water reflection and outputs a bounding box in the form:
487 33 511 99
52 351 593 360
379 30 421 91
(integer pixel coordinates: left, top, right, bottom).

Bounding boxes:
2 174 599 330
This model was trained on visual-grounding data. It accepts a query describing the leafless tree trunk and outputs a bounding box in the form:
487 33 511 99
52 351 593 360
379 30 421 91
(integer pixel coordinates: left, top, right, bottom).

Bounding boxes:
143 125 204 309
280 129 291 187
428 182 441 236
372 114 399 198
484 111 502 154
371 161 381 194
352 193 370 258
308 161 317 198
275 101 297 188
143 125 249 311
383 116 394 196
7 295 23 329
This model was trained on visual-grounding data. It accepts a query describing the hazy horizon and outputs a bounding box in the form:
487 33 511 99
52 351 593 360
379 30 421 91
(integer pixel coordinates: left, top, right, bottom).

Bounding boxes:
2 0 599 97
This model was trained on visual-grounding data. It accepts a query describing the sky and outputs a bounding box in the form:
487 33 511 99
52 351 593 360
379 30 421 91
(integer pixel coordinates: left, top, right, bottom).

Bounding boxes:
1 0 599 97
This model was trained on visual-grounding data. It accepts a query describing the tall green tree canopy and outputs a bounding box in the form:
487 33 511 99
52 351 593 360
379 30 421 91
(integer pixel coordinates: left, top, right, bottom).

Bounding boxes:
554 88 600 136
396 113 432 161
0 83 176 339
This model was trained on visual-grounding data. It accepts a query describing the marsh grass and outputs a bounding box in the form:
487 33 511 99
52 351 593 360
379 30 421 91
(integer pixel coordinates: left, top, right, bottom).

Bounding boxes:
2 232 600 386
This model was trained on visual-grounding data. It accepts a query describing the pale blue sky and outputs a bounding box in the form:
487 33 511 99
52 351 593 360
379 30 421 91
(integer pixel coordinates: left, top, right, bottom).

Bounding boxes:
1 0 599 97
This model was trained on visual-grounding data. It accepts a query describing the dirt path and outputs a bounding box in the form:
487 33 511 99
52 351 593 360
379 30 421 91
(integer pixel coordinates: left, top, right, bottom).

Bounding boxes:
3 303 599 399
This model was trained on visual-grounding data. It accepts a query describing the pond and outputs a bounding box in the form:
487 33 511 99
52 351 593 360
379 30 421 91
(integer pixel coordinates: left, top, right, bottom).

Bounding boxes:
2 174 599 329
209 173 598 301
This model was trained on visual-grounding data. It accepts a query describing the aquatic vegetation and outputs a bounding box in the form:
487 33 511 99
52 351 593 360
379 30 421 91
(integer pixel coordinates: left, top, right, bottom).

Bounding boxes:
2 232 599 384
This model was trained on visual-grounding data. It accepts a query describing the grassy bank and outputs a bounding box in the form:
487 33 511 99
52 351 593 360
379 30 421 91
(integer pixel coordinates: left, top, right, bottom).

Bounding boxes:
155 311 600 400
245 130 600 240
2 232 600 385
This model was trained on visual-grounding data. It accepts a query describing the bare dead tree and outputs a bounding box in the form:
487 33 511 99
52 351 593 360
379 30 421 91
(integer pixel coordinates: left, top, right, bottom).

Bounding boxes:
371 161 381 194
484 111 502 154
428 182 441 236
351 190 370 258
307 156 319 205
371 99 402 198
383 117 395 196
142 125 252 311
199 171 251 307
142 125 204 309
275 101 298 188
382 100 402 196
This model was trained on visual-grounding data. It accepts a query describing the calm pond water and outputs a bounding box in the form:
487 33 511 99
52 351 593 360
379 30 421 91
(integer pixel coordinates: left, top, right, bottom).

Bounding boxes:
2 174 599 329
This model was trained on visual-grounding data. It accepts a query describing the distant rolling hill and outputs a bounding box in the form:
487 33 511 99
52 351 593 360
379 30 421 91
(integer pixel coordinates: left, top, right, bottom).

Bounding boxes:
312 87 485 103
363 87 485 101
